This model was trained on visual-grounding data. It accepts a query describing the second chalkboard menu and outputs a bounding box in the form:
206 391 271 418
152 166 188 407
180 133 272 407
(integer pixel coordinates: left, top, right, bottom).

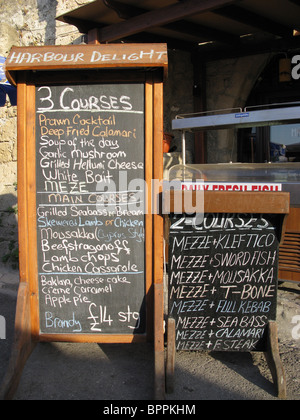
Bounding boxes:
36 83 146 335
168 212 282 352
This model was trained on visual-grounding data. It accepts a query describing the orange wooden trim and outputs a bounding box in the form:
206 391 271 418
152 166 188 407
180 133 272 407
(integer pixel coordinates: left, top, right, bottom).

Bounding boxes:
17 76 29 285
39 334 147 344
6 44 168 84
152 79 165 400
25 84 39 340
153 79 164 286
163 191 290 215
284 207 300 231
87 28 101 45
145 77 154 340
279 268 300 282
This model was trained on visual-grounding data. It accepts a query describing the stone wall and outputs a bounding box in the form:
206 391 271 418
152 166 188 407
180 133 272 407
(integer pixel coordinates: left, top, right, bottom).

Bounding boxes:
163 49 195 157
0 0 90 266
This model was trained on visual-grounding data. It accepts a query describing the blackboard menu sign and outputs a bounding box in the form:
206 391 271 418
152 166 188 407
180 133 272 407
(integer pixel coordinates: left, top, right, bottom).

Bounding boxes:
168 213 282 352
36 83 146 335
1 44 167 401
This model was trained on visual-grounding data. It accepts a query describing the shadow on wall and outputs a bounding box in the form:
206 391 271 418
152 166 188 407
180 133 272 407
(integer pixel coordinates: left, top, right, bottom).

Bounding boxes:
37 0 58 45
0 193 18 269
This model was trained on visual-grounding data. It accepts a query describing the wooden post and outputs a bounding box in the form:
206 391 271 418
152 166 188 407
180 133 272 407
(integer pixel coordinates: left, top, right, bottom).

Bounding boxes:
0 283 36 400
166 318 176 394
88 28 101 45
153 76 166 400
154 283 165 400
264 321 287 399
0 77 36 400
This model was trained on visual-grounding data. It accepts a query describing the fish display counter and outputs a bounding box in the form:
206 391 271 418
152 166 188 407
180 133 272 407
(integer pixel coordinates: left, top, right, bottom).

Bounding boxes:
190 162 300 207
175 162 300 284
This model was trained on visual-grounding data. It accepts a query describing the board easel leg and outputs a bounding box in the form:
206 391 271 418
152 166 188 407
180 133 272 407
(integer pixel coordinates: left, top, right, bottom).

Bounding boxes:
166 317 176 394
0 282 36 400
154 283 166 400
264 321 287 400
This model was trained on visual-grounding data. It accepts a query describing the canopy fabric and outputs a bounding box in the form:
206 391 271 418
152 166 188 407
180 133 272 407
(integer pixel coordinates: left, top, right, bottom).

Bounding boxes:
0 56 17 106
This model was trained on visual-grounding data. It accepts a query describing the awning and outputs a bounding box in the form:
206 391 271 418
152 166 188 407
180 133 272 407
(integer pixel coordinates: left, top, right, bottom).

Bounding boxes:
0 56 17 106
57 0 300 60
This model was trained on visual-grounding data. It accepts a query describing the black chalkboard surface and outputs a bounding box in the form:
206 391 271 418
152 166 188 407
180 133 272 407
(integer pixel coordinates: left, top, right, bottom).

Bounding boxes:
36 83 146 335
168 213 282 352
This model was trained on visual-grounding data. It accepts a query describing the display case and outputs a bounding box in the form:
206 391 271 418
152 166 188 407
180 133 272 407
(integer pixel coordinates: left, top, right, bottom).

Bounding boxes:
192 162 300 206
182 163 300 283
172 106 300 283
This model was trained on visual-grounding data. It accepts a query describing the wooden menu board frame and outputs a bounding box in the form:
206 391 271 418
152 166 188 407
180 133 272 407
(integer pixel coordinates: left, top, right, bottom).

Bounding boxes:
163 190 289 399
1 44 167 400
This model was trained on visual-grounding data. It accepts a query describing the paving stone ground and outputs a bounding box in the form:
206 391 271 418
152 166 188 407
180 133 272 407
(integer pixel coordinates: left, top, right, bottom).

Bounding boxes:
0 265 299 400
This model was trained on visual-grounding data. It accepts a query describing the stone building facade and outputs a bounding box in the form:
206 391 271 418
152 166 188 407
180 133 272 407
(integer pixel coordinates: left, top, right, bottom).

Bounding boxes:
0 0 272 267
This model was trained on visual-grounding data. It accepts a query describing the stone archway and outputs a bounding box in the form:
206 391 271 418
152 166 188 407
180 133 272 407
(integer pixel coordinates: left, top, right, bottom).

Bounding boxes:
205 53 272 163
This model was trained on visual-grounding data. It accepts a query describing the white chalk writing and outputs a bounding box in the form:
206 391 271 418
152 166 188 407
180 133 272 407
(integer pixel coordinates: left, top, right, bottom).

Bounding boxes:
169 213 279 352
36 84 146 334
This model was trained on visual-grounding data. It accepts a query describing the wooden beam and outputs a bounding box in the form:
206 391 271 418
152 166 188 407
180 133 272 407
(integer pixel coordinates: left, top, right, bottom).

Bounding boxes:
164 20 240 46
97 0 241 42
61 16 103 33
214 5 293 38
201 34 300 61
289 0 300 6
123 32 198 52
104 0 239 46
102 0 144 19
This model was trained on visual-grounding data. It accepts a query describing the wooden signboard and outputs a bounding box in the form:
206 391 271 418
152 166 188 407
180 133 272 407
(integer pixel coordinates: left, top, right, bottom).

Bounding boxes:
169 212 281 352
1 44 167 400
164 191 289 399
